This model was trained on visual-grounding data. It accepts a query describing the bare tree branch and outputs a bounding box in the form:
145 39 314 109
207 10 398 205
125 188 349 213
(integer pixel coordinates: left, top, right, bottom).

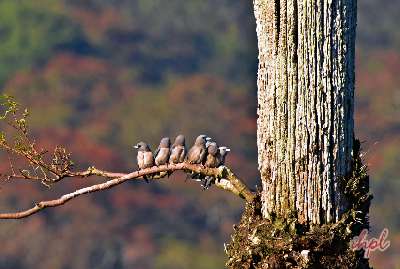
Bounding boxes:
0 163 256 219
0 95 256 219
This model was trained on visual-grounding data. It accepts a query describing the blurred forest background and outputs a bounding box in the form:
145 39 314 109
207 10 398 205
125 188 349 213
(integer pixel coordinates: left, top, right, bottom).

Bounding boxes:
0 0 398 268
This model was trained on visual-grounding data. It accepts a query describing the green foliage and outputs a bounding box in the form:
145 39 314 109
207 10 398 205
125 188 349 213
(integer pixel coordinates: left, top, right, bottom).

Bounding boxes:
64 0 257 83
155 238 224 269
0 94 29 143
0 0 81 84
0 94 18 119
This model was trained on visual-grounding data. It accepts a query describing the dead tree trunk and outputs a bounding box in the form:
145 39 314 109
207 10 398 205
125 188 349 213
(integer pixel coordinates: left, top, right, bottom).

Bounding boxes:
255 0 355 224
226 0 371 268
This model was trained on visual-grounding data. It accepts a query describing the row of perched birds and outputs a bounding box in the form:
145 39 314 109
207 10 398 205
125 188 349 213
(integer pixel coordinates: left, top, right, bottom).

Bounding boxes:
133 134 230 189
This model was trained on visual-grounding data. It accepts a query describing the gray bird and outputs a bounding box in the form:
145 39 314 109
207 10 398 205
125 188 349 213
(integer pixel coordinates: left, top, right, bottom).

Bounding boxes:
169 134 186 164
202 145 231 190
186 134 211 164
133 141 154 183
217 146 231 166
154 137 171 166
204 142 219 168
201 141 219 189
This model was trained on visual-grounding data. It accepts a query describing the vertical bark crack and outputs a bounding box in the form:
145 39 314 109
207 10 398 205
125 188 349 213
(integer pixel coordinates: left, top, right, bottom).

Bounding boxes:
275 0 281 49
255 0 355 224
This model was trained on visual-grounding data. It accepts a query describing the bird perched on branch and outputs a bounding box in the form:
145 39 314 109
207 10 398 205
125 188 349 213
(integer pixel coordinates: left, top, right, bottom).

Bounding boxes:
185 134 210 183
133 141 154 183
201 145 231 189
169 134 186 164
186 134 210 164
204 142 219 168
217 146 230 166
154 137 171 166
201 141 221 189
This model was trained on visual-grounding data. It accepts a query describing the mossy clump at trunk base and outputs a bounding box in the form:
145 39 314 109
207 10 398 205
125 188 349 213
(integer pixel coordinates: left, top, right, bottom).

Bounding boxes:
226 140 372 269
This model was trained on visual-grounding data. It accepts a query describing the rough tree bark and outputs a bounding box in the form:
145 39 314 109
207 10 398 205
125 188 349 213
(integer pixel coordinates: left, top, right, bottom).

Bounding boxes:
226 0 371 268
255 0 355 225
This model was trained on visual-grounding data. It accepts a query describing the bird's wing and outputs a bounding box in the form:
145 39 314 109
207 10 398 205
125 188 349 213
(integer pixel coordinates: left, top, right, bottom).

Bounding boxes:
199 147 207 163
154 146 160 157
179 146 186 162
216 152 223 166
185 147 194 161
144 151 154 167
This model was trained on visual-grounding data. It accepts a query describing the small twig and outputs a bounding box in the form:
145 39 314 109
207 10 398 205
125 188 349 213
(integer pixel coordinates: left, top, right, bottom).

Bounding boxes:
0 173 44 182
0 163 256 219
8 156 15 175
1 142 60 178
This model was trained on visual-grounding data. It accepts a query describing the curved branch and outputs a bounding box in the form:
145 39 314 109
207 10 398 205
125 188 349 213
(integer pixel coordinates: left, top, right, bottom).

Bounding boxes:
0 163 255 219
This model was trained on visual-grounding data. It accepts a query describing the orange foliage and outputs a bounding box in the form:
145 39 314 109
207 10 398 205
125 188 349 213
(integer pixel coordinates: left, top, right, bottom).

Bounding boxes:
356 50 400 133
33 128 125 170
45 53 110 77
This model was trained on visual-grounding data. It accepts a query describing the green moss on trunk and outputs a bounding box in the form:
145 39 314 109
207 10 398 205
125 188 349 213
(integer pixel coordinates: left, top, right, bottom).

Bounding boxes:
226 140 372 269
